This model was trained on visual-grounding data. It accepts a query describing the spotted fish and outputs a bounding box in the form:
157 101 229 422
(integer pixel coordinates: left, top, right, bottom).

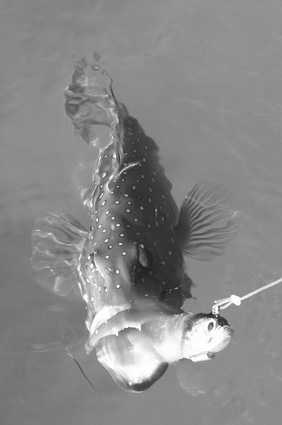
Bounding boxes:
31 58 237 392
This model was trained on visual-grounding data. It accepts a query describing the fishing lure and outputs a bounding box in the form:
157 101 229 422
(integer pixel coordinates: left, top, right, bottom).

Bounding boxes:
31 58 239 392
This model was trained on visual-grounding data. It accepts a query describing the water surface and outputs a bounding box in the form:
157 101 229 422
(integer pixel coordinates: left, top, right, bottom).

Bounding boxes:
1 1 282 424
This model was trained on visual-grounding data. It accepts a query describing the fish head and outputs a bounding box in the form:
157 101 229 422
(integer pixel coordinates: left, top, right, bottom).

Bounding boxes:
96 327 168 392
182 313 234 362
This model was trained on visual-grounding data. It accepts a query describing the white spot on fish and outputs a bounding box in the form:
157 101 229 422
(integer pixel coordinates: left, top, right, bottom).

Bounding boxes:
140 206 144 211
98 192 104 200
120 233 125 237
122 252 127 256
95 217 99 223
132 185 137 190
106 210 110 215
104 238 110 243
116 284 121 289
123 193 129 198
126 208 131 213
118 242 123 246
101 200 106 207
115 269 120 275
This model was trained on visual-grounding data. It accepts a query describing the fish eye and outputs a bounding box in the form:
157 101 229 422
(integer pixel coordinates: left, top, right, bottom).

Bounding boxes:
207 321 215 332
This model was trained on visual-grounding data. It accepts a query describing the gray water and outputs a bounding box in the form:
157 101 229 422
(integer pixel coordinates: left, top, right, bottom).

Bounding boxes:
1 1 282 424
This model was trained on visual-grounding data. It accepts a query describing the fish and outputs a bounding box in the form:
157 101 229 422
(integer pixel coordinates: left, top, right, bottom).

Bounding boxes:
31 57 237 392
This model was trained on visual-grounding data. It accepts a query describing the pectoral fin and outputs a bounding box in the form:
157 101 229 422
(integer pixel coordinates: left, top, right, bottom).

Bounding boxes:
31 213 87 296
176 181 239 260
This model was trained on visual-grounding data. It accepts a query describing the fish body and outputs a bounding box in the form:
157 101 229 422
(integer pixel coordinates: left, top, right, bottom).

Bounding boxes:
31 59 237 392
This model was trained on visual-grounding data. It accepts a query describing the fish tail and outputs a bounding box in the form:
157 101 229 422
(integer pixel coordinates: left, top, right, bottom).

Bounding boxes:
64 56 127 168
31 213 87 296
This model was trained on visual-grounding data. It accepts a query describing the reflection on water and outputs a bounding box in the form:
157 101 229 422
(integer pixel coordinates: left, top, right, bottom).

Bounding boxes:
1 0 282 424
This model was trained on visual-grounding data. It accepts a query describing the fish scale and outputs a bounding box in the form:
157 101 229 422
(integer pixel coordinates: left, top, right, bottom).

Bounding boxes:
31 58 238 392
80 113 185 323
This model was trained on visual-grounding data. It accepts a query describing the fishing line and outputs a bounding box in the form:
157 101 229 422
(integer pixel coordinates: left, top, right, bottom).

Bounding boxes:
212 277 282 315
65 347 107 401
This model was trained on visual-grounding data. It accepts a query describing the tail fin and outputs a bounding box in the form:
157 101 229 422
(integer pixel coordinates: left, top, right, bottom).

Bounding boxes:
31 213 87 297
64 56 128 207
64 56 127 147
